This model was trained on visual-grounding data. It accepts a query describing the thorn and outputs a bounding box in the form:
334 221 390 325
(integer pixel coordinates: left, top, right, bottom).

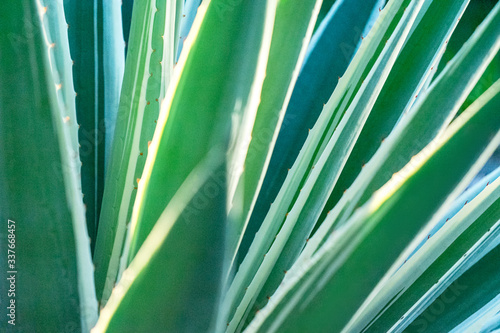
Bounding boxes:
327 210 331 214
63 116 70 123
284 270 288 274
306 238 309 242
430 66 433 70
379 7 381 11
343 189 347 194
427 235 430 239
361 36 364 40
152 49 156 53
49 42 55 49
381 137 385 142
266 296 270 300
147 101 150 105
415 95 418 98
134 187 138 190
148 141 152 147
487 182 490 186
285 212 289 216
140 152 143 156
464 200 468 205
446 218 449 222
56 83 62 91
136 178 141 184
155 98 158 102
362 163 366 168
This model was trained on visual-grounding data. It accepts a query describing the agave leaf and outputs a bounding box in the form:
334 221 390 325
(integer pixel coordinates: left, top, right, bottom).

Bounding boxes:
93 151 226 332
301 0 500 265
252 0 429 318
122 0 134 56
93 0 180 305
225 1 426 330
123 0 277 264
176 0 201 61
448 294 500 333
224 0 416 327
314 0 471 230
313 0 337 32
244 0 382 251
64 0 104 244
435 0 500 116
397 166 500 265
40 0 79 157
102 0 125 168
348 155 500 332
0 1 97 330
404 239 500 333
474 300 500 333
225 0 323 279
247 56 500 333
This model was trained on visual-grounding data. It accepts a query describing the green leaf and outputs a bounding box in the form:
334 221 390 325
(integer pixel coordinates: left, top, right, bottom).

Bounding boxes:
314 0 471 231
64 0 104 247
40 0 79 157
0 1 97 331
302 0 500 263
248 65 500 333
405 241 500 333
350 160 500 332
176 0 199 60
225 1 427 330
102 0 125 167
93 151 227 332
225 0 323 277
123 0 277 266
245 0 383 254
93 0 181 305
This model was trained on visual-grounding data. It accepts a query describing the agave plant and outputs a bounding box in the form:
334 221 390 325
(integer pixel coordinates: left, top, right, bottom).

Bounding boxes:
1 0 499 332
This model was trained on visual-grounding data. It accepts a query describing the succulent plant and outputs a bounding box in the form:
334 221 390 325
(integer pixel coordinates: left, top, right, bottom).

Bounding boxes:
0 0 499 332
